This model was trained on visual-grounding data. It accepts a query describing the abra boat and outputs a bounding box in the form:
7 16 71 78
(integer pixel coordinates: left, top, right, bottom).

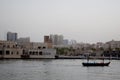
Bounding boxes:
82 62 110 66
82 54 111 67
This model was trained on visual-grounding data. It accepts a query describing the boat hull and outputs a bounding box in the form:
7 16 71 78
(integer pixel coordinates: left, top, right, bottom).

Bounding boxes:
82 62 110 66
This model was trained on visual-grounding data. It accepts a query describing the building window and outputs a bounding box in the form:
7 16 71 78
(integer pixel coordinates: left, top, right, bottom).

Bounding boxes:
31 52 33 55
29 51 32 55
39 52 42 55
36 52 38 55
17 52 19 55
33 52 35 55
38 47 41 49
0 50 3 55
43 47 46 49
30 52 32 55
13 45 15 48
3 45 6 48
11 52 13 55
7 45 10 48
6 51 10 55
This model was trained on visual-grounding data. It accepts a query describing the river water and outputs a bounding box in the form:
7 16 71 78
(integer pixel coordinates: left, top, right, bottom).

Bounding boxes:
0 59 120 80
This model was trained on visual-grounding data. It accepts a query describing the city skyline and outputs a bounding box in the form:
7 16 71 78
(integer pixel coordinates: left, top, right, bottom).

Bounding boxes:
0 0 120 43
2 31 120 45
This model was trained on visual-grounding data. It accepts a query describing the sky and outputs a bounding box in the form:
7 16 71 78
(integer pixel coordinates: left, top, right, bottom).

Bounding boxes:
0 0 120 43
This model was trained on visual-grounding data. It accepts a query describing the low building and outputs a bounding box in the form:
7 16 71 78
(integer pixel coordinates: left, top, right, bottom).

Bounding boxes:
106 40 120 49
0 40 57 59
0 40 17 48
17 37 30 43
2 48 23 59
17 42 47 49
28 49 56 59
0 40 23 59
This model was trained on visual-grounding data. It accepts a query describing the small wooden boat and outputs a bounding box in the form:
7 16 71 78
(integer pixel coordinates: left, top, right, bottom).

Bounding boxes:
82 54 111 67
82 62 110 66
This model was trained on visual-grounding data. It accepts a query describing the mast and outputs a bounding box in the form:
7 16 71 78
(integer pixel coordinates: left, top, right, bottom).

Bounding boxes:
102 54 104 63
109 54 111 62
87 53 89 63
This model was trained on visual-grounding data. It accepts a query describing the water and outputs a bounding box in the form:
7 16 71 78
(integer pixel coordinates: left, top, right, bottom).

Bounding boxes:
0 59 120 80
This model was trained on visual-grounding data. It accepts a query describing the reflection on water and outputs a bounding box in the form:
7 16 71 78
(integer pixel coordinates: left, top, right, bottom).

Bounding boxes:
0 59 120 80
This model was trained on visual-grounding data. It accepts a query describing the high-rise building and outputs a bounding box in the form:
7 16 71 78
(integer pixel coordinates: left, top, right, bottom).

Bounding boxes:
69 40 77 45
7 32 17 42
50 34 54 44
44 36 50 43
50 34 64 45
63 39 69 45
58 35 64 45
44 35 52 48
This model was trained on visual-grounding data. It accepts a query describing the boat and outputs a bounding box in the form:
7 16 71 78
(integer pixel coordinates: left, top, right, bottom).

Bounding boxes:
82 62 110 66
82 54 111 67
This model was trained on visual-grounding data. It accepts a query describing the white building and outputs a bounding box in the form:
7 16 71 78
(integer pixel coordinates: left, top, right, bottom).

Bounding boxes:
0 40 56 59
31 42 48 49
105 40 120 49
2 48 23 59
0 40 23 59
28 49 56 59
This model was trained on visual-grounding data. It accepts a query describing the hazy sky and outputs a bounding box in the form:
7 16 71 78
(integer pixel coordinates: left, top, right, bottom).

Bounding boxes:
0 0 120 43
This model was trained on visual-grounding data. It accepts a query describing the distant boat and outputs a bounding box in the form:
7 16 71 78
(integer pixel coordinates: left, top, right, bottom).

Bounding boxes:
82 62 110 66
82 54 111 67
